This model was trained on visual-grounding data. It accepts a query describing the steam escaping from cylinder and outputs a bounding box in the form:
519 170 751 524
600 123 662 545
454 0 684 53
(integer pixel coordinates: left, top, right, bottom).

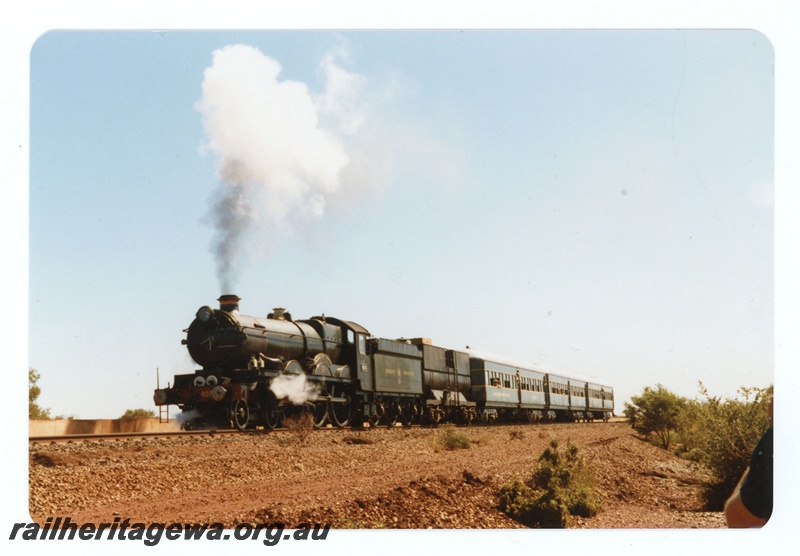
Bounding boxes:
270 373 321 405
174 409 204 430
195 43 366 292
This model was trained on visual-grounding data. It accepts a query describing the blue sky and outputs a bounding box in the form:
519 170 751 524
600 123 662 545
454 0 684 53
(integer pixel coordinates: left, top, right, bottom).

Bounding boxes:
24 29 775 419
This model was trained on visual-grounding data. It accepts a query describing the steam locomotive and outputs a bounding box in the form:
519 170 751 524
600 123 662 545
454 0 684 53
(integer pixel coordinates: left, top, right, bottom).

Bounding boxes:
153 295 614 430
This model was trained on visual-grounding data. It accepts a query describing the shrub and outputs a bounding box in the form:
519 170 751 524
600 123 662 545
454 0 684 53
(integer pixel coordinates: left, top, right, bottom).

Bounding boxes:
119 408 157 419
282 411 314 443
498 439 601 528
498 478 569 528
675 383 772 508
435 425 472 451
623 384 687 449
29 368 51 420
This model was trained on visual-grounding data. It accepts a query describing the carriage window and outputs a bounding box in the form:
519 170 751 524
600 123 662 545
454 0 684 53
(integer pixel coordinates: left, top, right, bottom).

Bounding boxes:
358 334 366 355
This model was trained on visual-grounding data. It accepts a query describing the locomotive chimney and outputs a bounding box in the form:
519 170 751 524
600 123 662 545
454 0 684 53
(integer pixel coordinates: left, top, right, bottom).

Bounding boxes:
218 294 241 312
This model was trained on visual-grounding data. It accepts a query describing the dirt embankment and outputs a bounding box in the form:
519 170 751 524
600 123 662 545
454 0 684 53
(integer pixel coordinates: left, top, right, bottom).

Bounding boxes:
29 421 725 529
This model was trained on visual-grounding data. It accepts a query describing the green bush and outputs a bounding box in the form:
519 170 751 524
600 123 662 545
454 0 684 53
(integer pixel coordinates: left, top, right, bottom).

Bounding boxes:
498 478 569 528
675 383 772 508
29 368 51 420
436 425 472 451
623 384 687 449
498 439 601 528
119 408 157 419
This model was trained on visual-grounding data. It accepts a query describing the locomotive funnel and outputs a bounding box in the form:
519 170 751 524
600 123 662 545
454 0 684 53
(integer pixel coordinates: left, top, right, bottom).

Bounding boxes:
218 294 241 312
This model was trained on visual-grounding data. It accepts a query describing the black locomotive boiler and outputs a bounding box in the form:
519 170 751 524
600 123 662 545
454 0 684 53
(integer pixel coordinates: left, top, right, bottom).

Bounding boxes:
154 295 614 430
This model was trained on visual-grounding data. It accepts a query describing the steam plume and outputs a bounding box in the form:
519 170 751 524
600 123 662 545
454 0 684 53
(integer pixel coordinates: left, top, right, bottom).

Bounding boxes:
270 373 321 405
174 408 204 430
195 44 363 292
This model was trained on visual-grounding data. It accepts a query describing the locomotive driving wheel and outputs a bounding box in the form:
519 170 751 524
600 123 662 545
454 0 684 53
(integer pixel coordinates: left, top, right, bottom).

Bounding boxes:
312 401 328 428
263 402 280 430
329 384 354 428
231 399 249 431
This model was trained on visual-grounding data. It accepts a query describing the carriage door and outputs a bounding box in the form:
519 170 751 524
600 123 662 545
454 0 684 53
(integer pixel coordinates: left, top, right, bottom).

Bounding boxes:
543 375 551 409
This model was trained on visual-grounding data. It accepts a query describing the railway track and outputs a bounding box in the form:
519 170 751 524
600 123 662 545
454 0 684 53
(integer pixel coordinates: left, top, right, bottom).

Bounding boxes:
28 429 241 444
29 417 623 444
28 423 404 444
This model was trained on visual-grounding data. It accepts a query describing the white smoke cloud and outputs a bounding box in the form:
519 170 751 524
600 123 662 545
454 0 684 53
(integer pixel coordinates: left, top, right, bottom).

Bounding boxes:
195 44 364 292
270 373 321 405
315 45 368 136
195 41 468 293
174 408 204 430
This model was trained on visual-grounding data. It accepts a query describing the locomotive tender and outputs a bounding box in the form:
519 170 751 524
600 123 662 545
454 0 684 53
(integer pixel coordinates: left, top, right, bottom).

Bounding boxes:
154 295 614 430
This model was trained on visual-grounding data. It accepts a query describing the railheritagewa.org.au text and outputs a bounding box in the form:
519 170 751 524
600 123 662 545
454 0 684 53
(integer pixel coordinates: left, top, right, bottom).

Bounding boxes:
9 517 330 546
